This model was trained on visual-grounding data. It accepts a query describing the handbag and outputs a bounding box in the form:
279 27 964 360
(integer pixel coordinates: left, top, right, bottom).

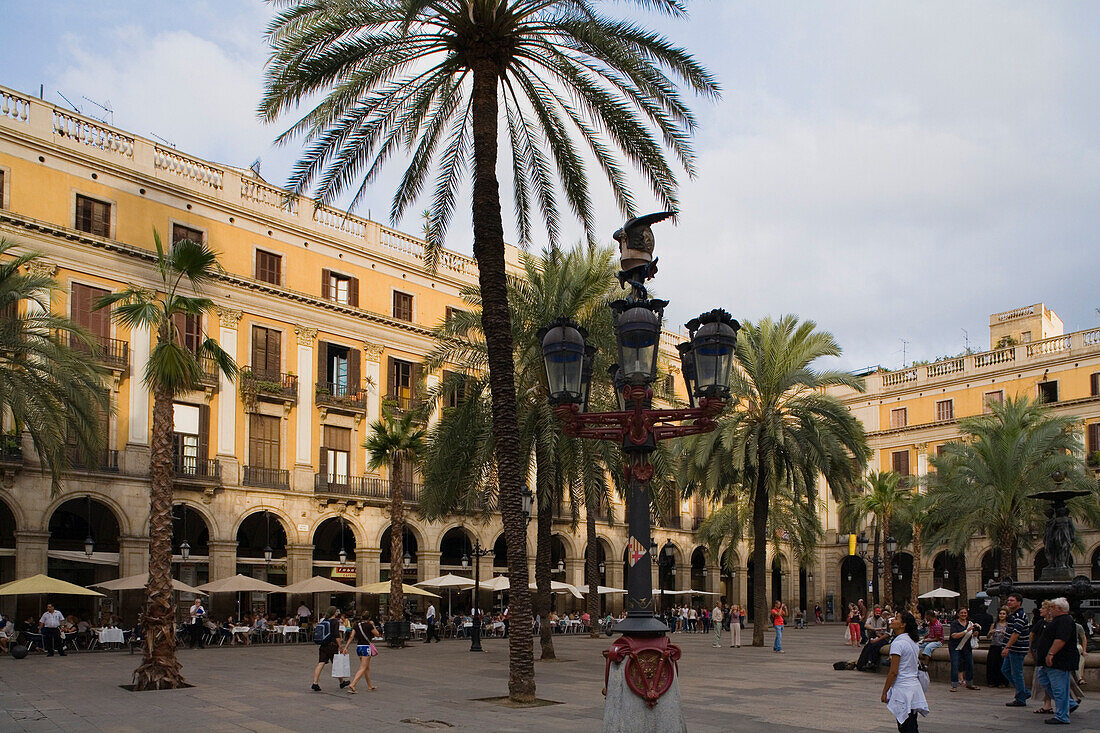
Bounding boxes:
331 652 351 678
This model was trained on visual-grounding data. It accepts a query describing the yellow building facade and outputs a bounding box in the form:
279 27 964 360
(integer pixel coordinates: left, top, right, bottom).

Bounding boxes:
0 85 720 621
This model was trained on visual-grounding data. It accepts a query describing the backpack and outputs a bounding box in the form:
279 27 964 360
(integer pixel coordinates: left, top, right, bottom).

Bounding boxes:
313 619 333 645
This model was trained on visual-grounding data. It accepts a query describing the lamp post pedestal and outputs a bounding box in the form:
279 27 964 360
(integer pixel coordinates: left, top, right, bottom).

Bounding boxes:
603 635 686 733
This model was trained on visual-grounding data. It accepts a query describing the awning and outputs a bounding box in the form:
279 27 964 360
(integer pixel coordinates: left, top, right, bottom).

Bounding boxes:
47 550 120 567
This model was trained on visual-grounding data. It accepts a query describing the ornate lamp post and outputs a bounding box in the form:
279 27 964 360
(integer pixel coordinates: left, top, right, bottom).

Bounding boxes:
540 213 738 724
461 538 491 652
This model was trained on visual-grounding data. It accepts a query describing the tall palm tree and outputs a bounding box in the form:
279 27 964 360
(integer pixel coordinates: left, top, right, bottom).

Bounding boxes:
843 471 911 608
0 241 108 488
420 243 619 660
365 408 427 641
923 395 1100 581
681 316 869 646
259 1 717 700
96 231 236 690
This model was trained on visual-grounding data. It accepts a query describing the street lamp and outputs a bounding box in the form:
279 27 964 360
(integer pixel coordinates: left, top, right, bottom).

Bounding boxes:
857 533 869 557
84 496 94 557
338 514 348 565
885 536 897 555
180 540 191 562
542 211 736 718
263 509 273 563
556 559 565 575
462 537 491 652
521 486 534 524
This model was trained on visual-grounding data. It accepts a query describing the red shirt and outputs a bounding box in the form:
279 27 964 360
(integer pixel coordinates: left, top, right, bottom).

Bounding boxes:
771 609 784 626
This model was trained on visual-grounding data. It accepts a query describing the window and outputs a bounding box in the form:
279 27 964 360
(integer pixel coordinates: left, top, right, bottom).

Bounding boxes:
71 282 110 341
248 413 280 469
172 402 209 475
445 307 466 327
388 357 418 409
171 224 203 245
1020 331 1032 343
889 407 908 429
251 326 281 379
393 291 413 322
935 399 954 422
1091 373 1100 397
983 390 1004 413
172 313 202 354
1038 381 1059 404
891 450 910 476
1087 423 1100 456
321 269 358 306
75 195 111 237
443 370 469 408
0 169 5 209
321 426 351 485
935 443 950 456
318 342 360 396
255 250 282 285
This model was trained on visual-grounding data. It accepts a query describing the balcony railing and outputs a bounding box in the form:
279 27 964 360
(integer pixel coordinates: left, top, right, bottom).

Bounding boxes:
315 381 367 413
242 466 290 489
241 368 298 404
314 474 422 504
70 333 129 371
66 445 119 473
660 514 683 530
384 395 425 414
196 355 220 388
172 457 222 483
0 434 22 463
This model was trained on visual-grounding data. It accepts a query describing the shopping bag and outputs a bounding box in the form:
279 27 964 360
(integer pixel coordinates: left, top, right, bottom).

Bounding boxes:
331 652 351 678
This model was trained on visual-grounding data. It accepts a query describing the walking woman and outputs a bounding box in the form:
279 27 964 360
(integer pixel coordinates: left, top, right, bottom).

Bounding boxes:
882 611 930 733
729 605 742 648
343 617 379 693
984 608 1010 688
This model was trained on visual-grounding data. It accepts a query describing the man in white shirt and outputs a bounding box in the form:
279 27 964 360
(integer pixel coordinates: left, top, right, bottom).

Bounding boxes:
712 601 725 648
188 598 206 649
297 603 311 624
425 603 440 643
39 604 65 657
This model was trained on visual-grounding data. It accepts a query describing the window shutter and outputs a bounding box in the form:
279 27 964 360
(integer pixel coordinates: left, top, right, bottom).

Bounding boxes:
172 313 186 347
93 200 110 237
1088 423 1100 454
387 356 395 398
348 277 359 307
321 269 332 300
267 329 281 374
251 326 265 371
348 348 360 387
317 341 328 385
318 446 328 478
411 363 421 399
198 404 210 459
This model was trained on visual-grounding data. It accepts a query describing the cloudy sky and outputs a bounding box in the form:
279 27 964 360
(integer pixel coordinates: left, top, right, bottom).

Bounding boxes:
4 1 1098 370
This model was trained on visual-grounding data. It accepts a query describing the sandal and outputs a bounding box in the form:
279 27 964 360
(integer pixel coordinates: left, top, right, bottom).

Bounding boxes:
1034 708 1053 714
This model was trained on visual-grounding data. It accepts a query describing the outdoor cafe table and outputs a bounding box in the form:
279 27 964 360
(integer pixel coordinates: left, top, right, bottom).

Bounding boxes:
273 625 300 642
92 627 125 650
410 622 427 639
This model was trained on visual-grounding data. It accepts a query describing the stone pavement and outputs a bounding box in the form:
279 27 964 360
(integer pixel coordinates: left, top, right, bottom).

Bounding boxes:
1 625 1097 732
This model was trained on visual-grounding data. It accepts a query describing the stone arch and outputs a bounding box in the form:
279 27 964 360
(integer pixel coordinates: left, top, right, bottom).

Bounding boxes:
380 524 420 565
551 531 578 560
308 512 365 548
718 545 741 573
235 510 291 559
550 535 569 572
0 495 18 548
47 496 122 553
172 503 212 556
231 506 295 544
493 533 508 568
171 499 219 540
1090 543 1100 581
0 493 25 535
312 515 360 563
43 491 131 537
439 526 476 567
372 519 426 551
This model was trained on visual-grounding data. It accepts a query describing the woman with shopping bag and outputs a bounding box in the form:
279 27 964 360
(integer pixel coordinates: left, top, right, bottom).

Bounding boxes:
343 617 380 693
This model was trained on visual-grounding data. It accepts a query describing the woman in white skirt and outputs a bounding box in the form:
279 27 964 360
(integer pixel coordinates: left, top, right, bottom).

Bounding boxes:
882 611 929 733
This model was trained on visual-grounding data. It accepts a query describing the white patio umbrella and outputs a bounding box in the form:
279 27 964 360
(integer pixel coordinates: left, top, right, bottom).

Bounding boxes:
92 573 206 595
528 580 583 599
277 576 358 595
584 586 627 595
480 576 512 592
196 574 283 619
417 574 476 616
918 588 960 599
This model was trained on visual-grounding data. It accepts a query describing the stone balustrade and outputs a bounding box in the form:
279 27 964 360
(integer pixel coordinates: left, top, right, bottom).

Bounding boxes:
53 110 134 158
1 89 30 123
153 146 224 189
241 177 299 215
994 304 1037 322
879 328 1100 392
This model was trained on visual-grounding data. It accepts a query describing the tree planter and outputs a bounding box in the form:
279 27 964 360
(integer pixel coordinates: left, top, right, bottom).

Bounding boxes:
384 620 410 648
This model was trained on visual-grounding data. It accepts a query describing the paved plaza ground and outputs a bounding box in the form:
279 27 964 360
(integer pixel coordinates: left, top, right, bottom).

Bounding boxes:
1 624 1097 732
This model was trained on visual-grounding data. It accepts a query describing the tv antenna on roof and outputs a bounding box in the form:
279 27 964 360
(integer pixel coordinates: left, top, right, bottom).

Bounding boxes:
149 132 176 149
962 328 970 354
81 96 114 125
900 338 909 368
56 91 81 114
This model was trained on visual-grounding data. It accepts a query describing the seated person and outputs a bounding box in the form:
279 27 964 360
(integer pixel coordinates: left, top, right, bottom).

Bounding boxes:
794 609 805 629
581 612 591 631
919 610 944 661
857 607 892 671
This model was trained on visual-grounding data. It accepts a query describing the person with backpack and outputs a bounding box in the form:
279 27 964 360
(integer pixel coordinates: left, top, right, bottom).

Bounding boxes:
343 616 380 693
311 607 349 692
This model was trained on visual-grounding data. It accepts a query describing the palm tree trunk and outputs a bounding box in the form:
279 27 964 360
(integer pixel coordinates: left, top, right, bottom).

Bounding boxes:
910 523 922 610
882 512 893 608
470 57 534 702
535 482 555 660
585 508 600 639
1006 536 1018 580
133 383 183 690
388 457 406 642
956 552 968 603
751 470 768 647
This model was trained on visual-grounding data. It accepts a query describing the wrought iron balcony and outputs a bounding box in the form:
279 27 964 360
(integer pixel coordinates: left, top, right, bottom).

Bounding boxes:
70 333 129 371
241 368 298 404
0 434 22 463
172 457 222 485
383 394 425 416
242 465 290 489
195 355 220 389
65 445 119 473
314 474 421 504
315 380 367 414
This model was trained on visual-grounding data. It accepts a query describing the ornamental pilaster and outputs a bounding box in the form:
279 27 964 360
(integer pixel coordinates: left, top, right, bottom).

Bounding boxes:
215 306 243 329
294 325 318 346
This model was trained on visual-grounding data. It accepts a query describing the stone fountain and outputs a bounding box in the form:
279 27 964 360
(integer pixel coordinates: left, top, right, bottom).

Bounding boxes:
985 472 1100 617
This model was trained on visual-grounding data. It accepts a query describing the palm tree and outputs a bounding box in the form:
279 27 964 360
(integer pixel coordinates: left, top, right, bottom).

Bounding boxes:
259 1 717 701
923 395 1100 581
843 471 911 608
365 408 427 640
680 316 869 646
420 243 619 660
96 231 236 690
0 241 108 488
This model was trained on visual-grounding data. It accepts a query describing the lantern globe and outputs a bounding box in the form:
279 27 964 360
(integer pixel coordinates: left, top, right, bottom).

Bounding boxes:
676 341 697 407
180 540 191 561
687 309 739 400
539 318 588 404
613 302 663 385
84 535 95 557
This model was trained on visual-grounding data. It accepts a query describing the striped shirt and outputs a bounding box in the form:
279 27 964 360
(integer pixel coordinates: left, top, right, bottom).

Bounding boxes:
1007 608 1030 653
